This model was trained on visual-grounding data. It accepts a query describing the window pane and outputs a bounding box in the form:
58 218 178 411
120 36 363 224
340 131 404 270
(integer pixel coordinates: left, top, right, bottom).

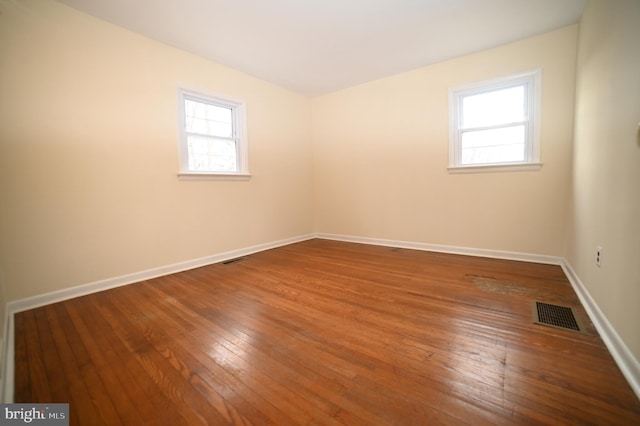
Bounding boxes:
461 125 525 165
184 99 233 137
187 135 237 172
462 85 525 128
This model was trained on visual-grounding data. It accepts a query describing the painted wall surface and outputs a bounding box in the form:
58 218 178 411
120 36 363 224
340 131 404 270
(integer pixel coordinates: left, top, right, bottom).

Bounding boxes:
565 0 640 359
0 0 314 302
312 26 578 256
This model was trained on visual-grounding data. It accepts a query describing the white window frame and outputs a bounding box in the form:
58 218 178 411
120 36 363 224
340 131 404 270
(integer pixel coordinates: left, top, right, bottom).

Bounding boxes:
177 88 250 180
448 69 542 173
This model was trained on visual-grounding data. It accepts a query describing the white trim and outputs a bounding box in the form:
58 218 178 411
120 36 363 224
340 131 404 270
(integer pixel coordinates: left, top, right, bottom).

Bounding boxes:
316 233 562 265
1 315 14 403
0 233 314 402
448 162 543 174
177 172 252 181
448 69 542 170
6 234 314 316
561 260 640 400
2 233 638 404
320 233 640 399
177 87 250 178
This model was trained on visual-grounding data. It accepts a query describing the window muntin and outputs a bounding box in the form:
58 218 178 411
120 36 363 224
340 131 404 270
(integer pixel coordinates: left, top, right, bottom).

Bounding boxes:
178 89 249 178
184 99 233 138
461 125 526 165
449 70 541 172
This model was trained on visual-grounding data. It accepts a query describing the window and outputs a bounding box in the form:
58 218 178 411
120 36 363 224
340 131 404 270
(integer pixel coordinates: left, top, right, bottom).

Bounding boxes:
448 69 541 173
178 89 250 180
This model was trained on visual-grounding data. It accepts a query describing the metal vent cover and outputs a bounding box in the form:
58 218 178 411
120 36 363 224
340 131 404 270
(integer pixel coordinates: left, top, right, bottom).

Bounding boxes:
222 256 246 265
533 301 583 333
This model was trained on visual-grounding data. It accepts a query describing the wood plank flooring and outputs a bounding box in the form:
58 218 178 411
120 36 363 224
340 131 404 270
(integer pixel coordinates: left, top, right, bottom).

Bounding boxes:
13 239 640 425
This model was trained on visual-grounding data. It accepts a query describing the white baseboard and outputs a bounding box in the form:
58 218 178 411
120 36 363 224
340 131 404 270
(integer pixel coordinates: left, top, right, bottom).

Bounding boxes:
2 233 638 403
1 315 13 403
316 233 563 265
1 233 314 402
561 260 640 399
5 234 314 317
317 233 640 399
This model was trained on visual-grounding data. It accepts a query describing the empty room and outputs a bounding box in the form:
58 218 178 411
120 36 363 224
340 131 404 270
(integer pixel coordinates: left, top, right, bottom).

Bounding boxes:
1 0 639 424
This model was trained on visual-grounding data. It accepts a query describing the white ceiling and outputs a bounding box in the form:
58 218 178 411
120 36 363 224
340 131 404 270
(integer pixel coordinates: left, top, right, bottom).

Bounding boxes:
57 0 586 96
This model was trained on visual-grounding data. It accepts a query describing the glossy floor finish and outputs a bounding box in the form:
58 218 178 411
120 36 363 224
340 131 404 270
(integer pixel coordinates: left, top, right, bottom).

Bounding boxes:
14 239 640 425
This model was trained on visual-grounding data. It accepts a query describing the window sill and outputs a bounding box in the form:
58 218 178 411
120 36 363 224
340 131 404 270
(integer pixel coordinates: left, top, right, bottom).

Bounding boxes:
448 162 543 174
178 172 252 181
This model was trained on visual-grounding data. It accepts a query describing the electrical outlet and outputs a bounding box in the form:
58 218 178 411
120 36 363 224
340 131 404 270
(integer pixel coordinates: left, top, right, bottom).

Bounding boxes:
596 246 603 267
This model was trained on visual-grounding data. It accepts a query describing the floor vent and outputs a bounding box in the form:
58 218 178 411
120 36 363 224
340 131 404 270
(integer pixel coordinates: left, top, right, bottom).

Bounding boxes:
222 257 246 265
533 301 583 333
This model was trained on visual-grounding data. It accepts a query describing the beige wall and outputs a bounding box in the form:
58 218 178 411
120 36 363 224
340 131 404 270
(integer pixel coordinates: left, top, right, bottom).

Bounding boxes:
0 0 314 303
565 0 640 359
1 0 638 386
312 26 578 256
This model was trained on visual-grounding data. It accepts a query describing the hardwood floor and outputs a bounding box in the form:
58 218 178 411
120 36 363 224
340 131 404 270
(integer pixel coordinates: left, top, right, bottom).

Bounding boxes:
14 239 640 425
